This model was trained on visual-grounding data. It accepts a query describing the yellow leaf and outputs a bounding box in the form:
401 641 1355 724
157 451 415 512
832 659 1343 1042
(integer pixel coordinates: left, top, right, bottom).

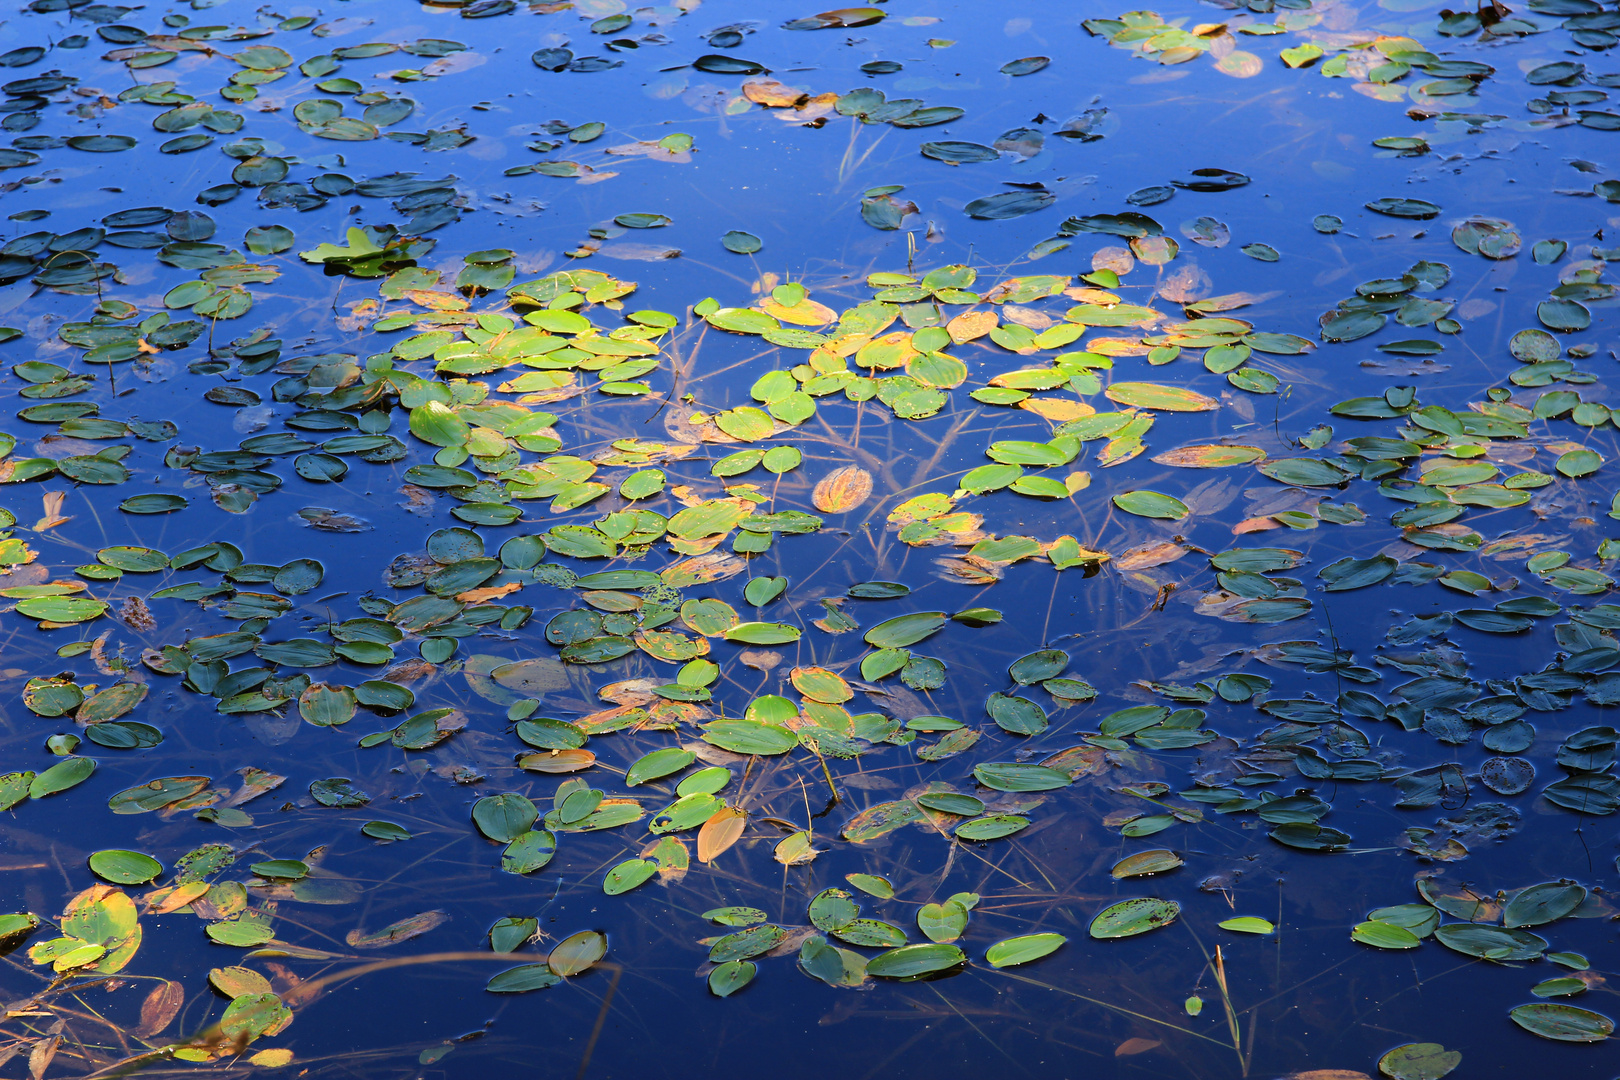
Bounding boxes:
697 806 746 864
812 466 874 513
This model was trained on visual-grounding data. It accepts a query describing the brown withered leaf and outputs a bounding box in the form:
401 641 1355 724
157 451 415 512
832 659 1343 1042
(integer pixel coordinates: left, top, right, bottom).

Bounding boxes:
1115 1038 1162 1057
597 242 682 262
382 658 437 684
223 767 286 808
345 911 449 948
742 79 809 107
1042 745 1107 779
137 980 185 1038
299 507 370 532
935 556 1003 585
1000 304 1054 331
783 92 839 122
28 1029 61 1080
1087 337 1153 356
1115 540 1188 571
398 484 435 515
577 706 644 734
119 595 156 631
90 631 123 676
812 466 874 513
1155 261 1212 303
1185 290 1280 313
455 582 523 603
738 649 783 671
661 552 747 586
34 490 69 531
946 310 997 343
598 678 660 706
336 298 379 333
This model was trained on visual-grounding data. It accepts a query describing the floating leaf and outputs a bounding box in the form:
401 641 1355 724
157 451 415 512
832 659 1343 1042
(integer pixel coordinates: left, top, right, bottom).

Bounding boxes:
1106 382 1218 411
1113 491 1189 520
1090 898 1179 939
1378 1043 1461 1080
985 933 1065 967
88 850 163 885
865 942 964 977
1509 1003 1613 1042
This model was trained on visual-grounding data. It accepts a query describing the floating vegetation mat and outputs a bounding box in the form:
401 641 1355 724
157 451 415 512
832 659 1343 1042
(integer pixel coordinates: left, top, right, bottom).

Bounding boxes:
2 0 1620 1077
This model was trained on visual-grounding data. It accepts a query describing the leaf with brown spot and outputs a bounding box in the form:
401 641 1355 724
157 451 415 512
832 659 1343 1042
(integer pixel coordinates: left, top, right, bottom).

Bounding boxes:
946 310 997 343
151 881 209 915
697 806 746 864
517 749 597 773
76 681 147 723
1087 338 1153 356
1042 744 1107 778
1152 445 1264 467
812 466 874 513
1105 382 1220 412
402 289 469 311
1063 286 1123 304
760 296 838 325
1020 398 1094 423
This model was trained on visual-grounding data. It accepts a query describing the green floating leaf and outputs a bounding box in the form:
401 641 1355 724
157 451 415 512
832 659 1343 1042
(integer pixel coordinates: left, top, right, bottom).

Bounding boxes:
1112 490 1189 520
87 849 163 885
845 873 894 898
865 942 965 978
486 964 562 993
119 493 187 514
29 756 95 798
603 858 657 895
1503 1003 1607 1042
708 959 756 996
1110 850 1183 878
985 932 1065 968
1352 920 1421 949
626 747 695 786
1377 1042 1461 1080
472 793 538 842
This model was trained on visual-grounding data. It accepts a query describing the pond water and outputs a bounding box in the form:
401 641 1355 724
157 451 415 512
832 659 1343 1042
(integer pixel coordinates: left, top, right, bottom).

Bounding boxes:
1 0 1618 1077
